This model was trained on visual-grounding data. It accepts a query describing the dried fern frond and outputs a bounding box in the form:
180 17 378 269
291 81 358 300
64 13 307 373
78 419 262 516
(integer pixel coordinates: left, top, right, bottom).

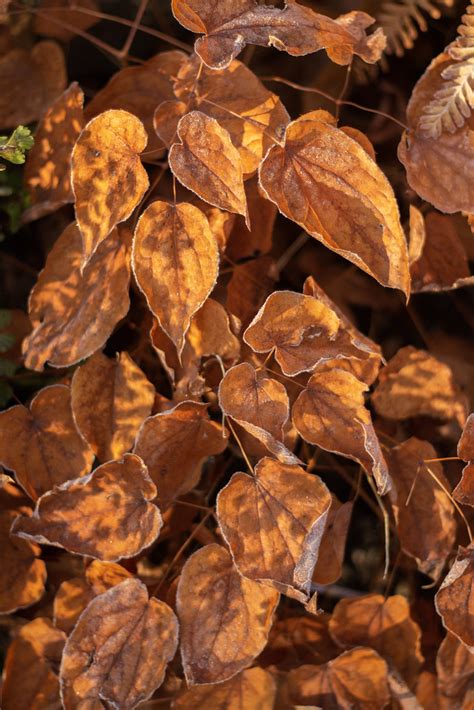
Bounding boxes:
380 0 450 58
419 2 474 138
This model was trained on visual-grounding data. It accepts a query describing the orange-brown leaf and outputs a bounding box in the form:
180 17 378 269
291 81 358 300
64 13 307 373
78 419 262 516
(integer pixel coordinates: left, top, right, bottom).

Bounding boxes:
218 362 299 464
154 54 289 175
0 490 46 613
385 438 457 580
168 111 248 221
226 255 276 329
287 647 390 709
0 384 93 500
22 223 131 372
437 632 474 709
435 544 474 651
72 109 149 264
216 457 332 600
60 578 178 709
134 401 228 505
372 346 467 425
132 200 219 354
1 618 66 710
453 462 474 508
292 369 390 495
329 594 424 687
398 53 474 214
23 82 85 223
172 1 385 69
259 111 410 295
176 543 279 685
174 667 276 709
11 454 162 562
312 496 352 586
71 351 155 462
86 50 186 153
458 413 474 462
0 41 66 127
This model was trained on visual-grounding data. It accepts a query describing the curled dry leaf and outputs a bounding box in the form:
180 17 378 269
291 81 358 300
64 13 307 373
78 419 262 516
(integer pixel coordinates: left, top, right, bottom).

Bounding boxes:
259 111 410 296
22 223 131 372
11 454 162 562
216 457 332 600
34 0 99 42
134 401 228 505
259 613 339 670
71 351 155 462
372 346 467 426
454 414 474 506
60 578 179 709
409 211 474 292
177 543 279 685
154 54 289 175
86 50 186 153
218 362 300 464
0 41 66 127
0 384 93 500
385 438 456 580
329 594 424 688
226 255 276 329
398 53 474 214
437 632 474 710
172 0 386 70
244 290 375 378
287 647 390 709
435 544 474 652
312 496 353 586
0 617 66 710
72 109 149 264
174 667 276 709
292 369 390 495
54 560 132 634
0 485 46 613
168 111 248 222
23 82 85 223
132 200 219 355
226 177 277 260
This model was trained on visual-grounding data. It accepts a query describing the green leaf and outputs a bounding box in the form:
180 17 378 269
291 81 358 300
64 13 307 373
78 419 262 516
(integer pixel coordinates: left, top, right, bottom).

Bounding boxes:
0 126 34 168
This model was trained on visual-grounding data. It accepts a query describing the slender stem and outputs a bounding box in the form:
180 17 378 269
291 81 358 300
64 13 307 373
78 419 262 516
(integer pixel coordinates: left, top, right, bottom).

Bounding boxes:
120 0 149 58
224 416 255 475
336 63 352 120
366 472 391 579
424 456 461 463
424 464 473 544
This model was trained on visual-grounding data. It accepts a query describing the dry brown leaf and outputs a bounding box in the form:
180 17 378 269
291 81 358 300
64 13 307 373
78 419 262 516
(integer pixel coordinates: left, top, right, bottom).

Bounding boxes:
226 255 276 329
177 543 279 685
11 454 162 562
86 50 186 153
0 384 94 500
259 614 339 670
1 617 66 710
34 0 99 41
72 109 149 264
60 578 178 709
53 561 132 633
218 362 300 464
0 41 66 127
172 0 385 69
458 413 474 461
409 212 474 292
168 111 248 221
437 633 474 710
134 401 228 505
23 82 85 223
435 544 474 651
453 462 474 508
385 438 456 580
22 223 131 372
372 346 467 426
329 594 424 688
226 177 277 259
287 647 390 709
244 290 376 378
132 200 219 354
186 297 240 361
174 667 276 709
292 369 390 495
0 486 46 613
398 53 474 214
154 54 289 175
259 110 410 296
216 457 332 600
312 496 352 586
71 351 155 462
